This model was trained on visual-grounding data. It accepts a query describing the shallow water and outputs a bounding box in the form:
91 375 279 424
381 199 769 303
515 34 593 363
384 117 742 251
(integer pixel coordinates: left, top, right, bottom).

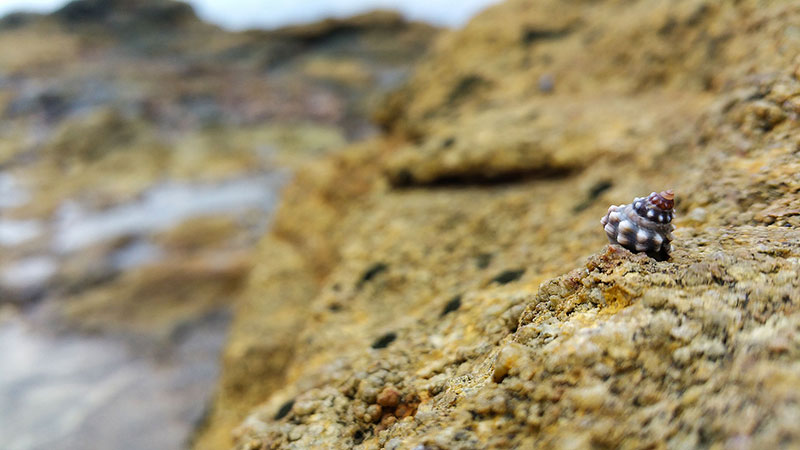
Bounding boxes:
0 170 286 448
0 171 286 294
0 218 43 247
52 173 286 253
0 313 230 450
0 256 56 291
0 173 31 209
0 174 43 247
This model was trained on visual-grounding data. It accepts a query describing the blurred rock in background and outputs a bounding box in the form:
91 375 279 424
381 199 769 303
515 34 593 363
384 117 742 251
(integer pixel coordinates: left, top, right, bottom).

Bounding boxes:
0 1 438 449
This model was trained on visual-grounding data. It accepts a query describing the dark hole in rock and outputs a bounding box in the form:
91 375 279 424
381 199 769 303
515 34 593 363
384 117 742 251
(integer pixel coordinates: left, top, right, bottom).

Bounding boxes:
447 74 491 106
390 166 576 189
353 430 365 445
371 332 397 349
357 262 389 289
658 17 678 35
389 169 415 187
475 253 493 269
491 269 525 285
440 295 462 316
454 429 471 441
573 179 613 212
328 303 343 312
520 27 571 45
274 399 295 420
686 3 710 27
442 136 456 148
588 180 613 199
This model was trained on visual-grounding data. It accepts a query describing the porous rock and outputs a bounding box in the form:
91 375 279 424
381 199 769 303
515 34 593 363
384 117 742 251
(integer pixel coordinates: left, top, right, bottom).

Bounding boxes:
200 1 800 448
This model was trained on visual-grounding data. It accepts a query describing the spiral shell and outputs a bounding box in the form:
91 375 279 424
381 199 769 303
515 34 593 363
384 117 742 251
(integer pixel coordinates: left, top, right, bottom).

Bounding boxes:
600 190 675 260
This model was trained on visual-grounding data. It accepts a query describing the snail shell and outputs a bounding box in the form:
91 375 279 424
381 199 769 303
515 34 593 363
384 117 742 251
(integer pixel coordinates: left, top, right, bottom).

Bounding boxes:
600 190 675 260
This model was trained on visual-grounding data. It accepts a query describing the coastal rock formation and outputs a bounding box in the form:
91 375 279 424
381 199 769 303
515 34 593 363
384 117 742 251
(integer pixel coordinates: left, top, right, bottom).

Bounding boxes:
198 0 800 448
0 4 437 448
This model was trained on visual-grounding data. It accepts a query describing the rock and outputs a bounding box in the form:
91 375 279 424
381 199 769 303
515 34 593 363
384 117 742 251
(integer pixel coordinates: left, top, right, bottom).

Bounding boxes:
569 384 608 411
54 0 198 26
211 0 800 448
0 5 438 449
376 386 401 408
492 343 528 383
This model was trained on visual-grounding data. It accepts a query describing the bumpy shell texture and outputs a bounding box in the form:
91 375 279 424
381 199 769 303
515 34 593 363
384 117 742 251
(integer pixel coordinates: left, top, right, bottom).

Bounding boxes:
600 190 675 261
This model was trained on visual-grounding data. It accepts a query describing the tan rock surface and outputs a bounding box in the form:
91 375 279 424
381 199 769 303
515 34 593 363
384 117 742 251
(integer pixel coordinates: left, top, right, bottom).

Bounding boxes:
200 0 800 448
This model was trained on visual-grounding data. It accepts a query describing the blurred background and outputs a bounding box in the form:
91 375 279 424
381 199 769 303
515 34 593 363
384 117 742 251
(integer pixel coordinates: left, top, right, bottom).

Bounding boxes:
0 0 499 28
0 0 496 448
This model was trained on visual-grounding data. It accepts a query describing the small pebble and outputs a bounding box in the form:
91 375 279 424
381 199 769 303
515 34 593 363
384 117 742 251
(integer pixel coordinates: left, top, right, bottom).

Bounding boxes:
377 386 401 407
569 384 608 410
380 414 397 428
493 343 527 382
366 404 382 423
395 403 413 418
288 426 305 441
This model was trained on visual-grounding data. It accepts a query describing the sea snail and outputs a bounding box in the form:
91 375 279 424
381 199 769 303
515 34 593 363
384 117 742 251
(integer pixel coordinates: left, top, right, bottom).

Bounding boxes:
600 190 675 260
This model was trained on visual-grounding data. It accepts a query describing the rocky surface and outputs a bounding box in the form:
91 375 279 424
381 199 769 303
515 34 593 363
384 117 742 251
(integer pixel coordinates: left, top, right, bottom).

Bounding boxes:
0 1 436 449
200 0 800 448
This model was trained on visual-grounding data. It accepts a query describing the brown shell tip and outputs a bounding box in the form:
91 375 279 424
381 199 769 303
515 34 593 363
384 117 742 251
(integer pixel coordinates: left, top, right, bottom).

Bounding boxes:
659 189 674 200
